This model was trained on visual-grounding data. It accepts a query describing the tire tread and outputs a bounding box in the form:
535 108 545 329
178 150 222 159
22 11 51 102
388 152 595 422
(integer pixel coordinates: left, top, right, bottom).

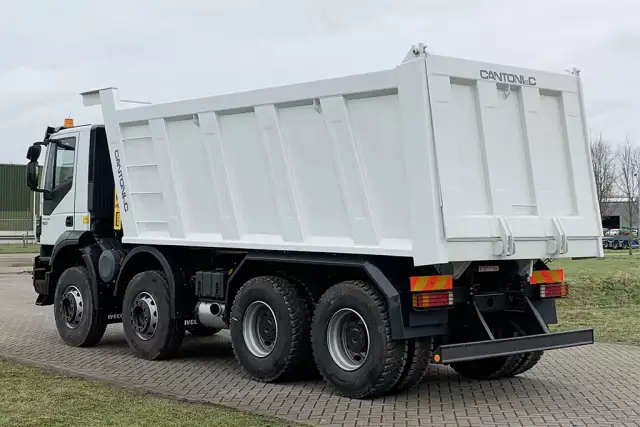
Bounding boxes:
393 338 431 392
452 354 524 380
312 280 407 398
231 275 311 382
55 266 107 347
123 270 184 360
509 351 544 376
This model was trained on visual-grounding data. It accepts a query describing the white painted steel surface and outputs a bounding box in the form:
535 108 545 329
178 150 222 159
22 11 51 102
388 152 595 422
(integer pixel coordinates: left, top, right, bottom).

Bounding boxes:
82 48 602 266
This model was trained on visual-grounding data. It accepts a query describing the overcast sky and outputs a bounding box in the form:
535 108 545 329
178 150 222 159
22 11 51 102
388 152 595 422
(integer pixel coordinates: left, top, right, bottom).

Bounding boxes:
1 0 638 164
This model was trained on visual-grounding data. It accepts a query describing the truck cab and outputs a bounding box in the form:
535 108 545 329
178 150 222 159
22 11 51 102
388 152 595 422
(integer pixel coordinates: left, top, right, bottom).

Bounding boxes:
26 122 115 304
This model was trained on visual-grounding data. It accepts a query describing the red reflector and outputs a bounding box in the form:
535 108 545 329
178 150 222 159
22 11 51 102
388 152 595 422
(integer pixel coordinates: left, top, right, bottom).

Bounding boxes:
412 291 454 308
540 283 568 298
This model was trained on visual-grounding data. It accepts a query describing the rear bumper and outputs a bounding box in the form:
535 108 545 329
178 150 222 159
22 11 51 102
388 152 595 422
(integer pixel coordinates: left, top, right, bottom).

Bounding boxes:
434 329 594 364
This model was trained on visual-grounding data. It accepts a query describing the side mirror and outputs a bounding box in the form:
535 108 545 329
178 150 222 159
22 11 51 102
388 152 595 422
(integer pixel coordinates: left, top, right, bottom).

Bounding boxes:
26 144 41 162
26 161 39 190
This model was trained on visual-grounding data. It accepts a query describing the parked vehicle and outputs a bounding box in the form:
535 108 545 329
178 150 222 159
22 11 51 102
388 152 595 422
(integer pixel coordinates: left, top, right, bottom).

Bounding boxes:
25 45 598 398
602 236 639 250
605 229 622 236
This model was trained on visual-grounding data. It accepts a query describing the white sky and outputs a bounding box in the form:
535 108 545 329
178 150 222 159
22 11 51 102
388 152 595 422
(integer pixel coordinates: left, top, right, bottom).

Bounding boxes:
1 0 638 164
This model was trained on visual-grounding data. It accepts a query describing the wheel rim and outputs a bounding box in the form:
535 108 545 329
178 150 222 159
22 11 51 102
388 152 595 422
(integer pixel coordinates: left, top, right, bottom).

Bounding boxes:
130 292 159 341
243 301 277 358
60 285 84 329
327 308 370 371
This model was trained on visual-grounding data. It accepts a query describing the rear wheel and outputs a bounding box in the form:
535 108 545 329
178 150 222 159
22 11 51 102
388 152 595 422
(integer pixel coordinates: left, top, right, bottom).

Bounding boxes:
612 240 619 250
392 338 431 392
451 353 524 380
230 276 311 382
122 270 184 360
451 315 524 380
54 266 107 347
509 351 544 376
311 280 407 398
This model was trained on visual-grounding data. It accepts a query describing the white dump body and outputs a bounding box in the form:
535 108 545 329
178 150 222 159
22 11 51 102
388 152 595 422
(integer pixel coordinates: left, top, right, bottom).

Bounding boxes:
83 48 603 266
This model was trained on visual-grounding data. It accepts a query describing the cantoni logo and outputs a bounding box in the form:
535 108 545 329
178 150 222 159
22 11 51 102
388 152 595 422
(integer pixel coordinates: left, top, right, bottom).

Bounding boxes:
480 70 537 86
114 149 129 212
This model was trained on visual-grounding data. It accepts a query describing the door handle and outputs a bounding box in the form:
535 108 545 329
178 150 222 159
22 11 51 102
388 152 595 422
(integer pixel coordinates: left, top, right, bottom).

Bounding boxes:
65 216 73 227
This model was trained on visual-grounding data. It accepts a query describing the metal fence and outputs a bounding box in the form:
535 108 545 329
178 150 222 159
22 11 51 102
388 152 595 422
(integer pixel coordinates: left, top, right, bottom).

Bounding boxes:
0 163 39 234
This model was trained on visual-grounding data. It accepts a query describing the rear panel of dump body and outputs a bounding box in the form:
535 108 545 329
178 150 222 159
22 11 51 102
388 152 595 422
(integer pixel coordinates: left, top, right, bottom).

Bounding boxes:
425 54 602 262
82 48 602 267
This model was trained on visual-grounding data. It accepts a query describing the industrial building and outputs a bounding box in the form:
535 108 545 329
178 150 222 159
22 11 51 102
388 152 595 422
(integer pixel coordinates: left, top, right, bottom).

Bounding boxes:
0 163 39 237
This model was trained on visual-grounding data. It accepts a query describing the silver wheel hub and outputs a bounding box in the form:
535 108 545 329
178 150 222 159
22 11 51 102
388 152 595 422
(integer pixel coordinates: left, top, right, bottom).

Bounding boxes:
243 301 277 358
131 292 159 341
327 308 370 371
60 285 84 329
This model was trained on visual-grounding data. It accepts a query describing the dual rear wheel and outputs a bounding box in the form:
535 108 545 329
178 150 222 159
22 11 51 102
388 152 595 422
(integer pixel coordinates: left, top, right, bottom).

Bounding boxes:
229 277 431 398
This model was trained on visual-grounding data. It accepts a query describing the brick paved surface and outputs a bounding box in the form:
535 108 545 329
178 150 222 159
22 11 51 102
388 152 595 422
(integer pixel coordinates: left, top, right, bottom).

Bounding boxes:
1 272 640 426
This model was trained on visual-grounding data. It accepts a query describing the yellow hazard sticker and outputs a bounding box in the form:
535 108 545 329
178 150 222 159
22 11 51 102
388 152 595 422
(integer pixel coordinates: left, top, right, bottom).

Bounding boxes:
82 215 89 225
114 190 121 231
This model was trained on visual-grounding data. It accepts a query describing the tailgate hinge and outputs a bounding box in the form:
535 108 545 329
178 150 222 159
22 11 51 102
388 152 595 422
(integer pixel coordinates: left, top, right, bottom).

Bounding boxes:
494 216 516 257
549 218 569 255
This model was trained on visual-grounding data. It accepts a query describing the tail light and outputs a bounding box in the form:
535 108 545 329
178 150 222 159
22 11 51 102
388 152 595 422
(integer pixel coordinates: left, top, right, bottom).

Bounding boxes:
540 283 568 298
412 291 454 309
530 269 568 299
410 275 454 309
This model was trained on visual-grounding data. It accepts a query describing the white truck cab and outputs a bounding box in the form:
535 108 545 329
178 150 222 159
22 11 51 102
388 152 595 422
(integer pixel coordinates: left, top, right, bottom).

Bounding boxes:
29 124 115 248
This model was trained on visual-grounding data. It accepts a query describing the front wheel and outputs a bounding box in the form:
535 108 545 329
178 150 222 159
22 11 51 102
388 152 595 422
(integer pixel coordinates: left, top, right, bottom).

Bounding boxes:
54 266 107 347
311 280 407 398
122 270 184 360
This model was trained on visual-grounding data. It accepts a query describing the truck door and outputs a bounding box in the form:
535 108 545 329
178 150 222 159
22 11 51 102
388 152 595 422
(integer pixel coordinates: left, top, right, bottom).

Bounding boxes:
40 134 78 245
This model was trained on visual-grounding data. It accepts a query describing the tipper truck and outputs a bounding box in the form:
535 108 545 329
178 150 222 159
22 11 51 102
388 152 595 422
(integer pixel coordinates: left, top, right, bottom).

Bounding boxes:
25 45 599 398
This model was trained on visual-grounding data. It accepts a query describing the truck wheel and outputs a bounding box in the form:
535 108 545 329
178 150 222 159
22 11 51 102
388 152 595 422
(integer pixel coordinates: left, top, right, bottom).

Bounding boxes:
392 338 431 392
230 276 311 382
612 240 619 250
451 354 524 380
122 270 184 360
54 266 107 347
187 325 220 336
311 280 407 398
509 351 544 376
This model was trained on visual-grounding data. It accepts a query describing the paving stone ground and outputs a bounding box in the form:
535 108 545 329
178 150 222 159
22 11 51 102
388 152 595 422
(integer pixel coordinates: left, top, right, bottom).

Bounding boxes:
1 271 639 426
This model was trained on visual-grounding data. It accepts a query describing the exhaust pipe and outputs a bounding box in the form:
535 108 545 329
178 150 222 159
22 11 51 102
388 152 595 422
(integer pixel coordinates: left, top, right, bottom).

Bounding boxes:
196 301 226 330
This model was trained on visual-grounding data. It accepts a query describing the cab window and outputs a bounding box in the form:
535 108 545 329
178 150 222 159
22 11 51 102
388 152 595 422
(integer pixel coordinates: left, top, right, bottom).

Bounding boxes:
44 137 76 191
53 142 75 187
